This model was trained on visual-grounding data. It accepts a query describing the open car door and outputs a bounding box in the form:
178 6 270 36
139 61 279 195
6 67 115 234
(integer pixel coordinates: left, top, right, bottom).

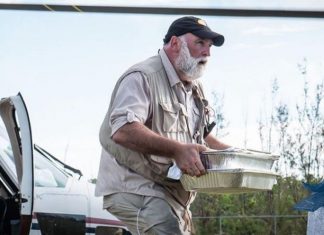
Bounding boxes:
0 93 34 235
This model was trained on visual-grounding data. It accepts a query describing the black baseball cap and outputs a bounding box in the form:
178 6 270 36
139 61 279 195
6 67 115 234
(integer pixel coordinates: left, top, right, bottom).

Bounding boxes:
163 16 225 46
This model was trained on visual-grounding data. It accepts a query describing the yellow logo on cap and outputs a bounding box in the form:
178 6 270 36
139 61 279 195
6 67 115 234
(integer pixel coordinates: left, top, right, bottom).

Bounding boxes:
197 19 207 26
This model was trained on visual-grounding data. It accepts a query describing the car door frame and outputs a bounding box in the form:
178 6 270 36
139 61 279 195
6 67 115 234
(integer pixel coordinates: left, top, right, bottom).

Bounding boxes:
0 93 34 235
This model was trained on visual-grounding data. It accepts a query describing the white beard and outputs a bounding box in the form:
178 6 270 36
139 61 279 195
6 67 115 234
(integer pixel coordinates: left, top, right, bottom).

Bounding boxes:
175 39 207 81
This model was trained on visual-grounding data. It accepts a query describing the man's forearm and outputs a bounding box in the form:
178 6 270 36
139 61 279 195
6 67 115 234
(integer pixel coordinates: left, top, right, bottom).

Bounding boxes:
112 121 182 158
204 134 230 150
112 121 208 176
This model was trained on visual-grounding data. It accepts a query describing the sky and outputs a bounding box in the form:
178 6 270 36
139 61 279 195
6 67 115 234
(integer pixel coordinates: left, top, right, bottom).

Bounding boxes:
1 1 324 179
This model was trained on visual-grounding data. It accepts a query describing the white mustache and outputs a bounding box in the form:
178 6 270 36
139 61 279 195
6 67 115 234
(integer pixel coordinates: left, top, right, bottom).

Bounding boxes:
175 38 208 80
198 58 208 64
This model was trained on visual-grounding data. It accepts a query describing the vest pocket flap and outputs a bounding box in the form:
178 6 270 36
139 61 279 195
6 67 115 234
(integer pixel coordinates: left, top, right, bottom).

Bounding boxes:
159 102 186 132
159 102 180 113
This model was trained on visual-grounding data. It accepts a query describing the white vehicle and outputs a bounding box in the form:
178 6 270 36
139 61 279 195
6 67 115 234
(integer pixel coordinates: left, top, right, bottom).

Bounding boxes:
0 93 129 235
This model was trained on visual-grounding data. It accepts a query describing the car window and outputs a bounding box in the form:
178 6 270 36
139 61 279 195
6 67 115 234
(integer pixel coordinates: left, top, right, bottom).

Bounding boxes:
0 124 17 178
34 150 68 188
0 122 68 188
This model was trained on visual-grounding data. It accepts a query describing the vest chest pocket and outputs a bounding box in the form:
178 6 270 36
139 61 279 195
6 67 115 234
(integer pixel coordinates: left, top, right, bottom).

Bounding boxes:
160 102 187 133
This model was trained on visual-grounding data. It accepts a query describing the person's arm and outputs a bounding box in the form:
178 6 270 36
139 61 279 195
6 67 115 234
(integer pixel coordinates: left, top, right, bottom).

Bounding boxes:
109 73 206 177
112 122 207 176
204 134 231 150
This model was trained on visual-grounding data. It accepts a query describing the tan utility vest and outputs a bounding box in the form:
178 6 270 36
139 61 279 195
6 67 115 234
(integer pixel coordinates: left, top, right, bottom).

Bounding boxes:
99 55 208 206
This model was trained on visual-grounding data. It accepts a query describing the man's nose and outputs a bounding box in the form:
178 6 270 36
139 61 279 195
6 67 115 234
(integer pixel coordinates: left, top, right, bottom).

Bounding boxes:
202 47 211 57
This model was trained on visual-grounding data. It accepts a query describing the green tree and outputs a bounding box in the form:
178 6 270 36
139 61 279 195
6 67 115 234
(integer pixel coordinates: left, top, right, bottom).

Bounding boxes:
191 61 323 235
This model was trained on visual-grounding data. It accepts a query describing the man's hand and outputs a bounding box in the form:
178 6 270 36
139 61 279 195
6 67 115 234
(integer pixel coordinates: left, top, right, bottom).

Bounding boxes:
173 143 207 177
113 122 208 177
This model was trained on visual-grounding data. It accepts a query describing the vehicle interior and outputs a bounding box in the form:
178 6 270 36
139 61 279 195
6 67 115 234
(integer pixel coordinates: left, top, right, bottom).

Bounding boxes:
0 125 81 235
0 129 21 235
1 124 130 235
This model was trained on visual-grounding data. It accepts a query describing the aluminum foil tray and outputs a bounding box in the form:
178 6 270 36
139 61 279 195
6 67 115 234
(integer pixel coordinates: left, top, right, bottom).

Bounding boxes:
180 169 278 193
200 149 279 171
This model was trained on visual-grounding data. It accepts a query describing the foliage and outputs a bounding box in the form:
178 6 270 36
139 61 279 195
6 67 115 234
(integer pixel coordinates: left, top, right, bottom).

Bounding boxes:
191 177 308 235
192 60 323 234
211 91 229 138
89 178 97 184
258 59 324 181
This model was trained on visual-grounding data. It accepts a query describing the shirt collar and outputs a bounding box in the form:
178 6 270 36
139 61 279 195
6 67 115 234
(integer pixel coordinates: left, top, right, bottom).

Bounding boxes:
159 49 181 88
158 48 197 91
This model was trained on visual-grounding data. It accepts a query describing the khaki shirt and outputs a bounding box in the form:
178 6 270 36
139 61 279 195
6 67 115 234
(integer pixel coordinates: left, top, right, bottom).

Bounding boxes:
95 49 199 203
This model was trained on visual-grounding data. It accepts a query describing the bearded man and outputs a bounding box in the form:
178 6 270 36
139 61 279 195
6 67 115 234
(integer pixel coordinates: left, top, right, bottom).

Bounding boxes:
95 16 231 235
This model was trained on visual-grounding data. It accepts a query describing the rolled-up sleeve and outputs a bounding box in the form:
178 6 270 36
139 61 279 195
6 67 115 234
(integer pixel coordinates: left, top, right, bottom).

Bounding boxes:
110 72 151 136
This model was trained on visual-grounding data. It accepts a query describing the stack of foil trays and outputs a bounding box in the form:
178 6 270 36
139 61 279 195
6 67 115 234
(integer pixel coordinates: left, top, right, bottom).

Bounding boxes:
180 149 279 193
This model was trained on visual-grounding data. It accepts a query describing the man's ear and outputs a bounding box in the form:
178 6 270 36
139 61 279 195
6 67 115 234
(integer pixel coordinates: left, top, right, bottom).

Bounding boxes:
169 36 181 52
